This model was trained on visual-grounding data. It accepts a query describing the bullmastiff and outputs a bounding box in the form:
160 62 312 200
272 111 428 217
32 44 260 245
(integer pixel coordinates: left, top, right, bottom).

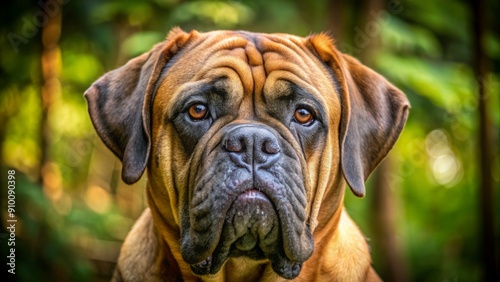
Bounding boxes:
85 28 409 281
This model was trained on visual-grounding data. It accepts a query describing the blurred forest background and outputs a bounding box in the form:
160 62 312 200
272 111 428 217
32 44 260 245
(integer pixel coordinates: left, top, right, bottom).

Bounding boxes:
0 0 499 281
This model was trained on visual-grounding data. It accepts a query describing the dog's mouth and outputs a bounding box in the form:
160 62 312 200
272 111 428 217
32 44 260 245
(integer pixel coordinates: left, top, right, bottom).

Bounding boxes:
190 189 286 275
180 176 314 279
227 189 276 254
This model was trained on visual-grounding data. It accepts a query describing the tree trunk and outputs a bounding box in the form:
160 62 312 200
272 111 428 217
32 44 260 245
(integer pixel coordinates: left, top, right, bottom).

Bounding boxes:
471 0 498 280
327 0 345 41
39 1 62 187
371 158 408 282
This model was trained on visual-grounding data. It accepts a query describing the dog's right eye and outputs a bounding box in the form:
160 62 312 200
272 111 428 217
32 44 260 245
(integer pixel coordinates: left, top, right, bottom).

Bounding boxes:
188 103 209 121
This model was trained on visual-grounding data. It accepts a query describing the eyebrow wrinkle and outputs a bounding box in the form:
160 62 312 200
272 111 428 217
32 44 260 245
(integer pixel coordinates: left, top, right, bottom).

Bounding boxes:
245 41 265 120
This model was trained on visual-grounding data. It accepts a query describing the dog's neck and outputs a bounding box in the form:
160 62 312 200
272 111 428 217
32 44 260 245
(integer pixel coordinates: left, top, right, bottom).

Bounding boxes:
142 179 372 281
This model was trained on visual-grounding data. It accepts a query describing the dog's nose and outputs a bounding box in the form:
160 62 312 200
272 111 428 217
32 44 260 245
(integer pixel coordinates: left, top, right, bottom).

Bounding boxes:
223 125 280 168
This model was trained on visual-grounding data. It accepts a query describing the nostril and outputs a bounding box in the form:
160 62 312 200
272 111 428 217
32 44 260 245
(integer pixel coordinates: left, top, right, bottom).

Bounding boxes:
224 138 244 153
262 139 280 155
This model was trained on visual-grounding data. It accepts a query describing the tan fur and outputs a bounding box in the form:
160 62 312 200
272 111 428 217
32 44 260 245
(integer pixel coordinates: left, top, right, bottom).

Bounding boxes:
85 29 408 282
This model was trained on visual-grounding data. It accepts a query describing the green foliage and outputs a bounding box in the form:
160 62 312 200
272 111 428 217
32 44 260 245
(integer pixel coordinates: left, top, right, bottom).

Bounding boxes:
171 1 255 28
2 176 95 281
122 31 165 57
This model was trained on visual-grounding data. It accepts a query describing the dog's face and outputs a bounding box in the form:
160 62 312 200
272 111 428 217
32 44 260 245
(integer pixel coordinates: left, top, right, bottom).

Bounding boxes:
85 29 409 279
153 30 340 278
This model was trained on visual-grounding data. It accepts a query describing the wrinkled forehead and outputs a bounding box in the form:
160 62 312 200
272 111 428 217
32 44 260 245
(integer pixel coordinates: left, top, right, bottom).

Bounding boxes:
154 31 339 117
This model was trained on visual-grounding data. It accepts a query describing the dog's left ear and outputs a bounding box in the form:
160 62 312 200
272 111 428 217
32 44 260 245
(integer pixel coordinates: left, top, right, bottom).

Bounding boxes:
85 28 198 184
306 34 410 197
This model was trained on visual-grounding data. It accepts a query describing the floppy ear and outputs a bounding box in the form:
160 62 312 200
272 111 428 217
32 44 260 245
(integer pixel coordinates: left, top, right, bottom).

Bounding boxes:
306 34 410 197
84 28 198 184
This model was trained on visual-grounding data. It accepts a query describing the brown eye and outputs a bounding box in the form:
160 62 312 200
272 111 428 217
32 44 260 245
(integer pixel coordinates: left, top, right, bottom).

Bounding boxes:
188 104 208 120
294 108 314 126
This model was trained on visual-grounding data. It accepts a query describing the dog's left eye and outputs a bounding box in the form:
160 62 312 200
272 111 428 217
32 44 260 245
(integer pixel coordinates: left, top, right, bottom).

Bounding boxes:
293 108 314 126
188 103 209 120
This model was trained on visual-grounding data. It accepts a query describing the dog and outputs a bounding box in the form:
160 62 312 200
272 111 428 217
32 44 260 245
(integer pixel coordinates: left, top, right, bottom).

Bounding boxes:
85 28 409 281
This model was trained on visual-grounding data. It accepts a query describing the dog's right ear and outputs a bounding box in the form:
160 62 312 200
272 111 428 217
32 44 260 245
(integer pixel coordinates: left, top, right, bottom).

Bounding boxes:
84 28 198 184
